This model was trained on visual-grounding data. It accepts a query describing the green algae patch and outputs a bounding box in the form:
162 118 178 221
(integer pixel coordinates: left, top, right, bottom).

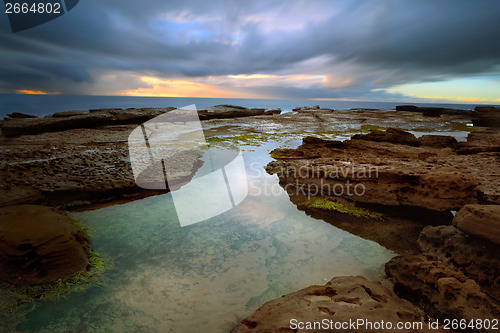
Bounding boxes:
450 121 477 132
0 251 107 314
58 200 92 211
305 198 384 221
0 216 109 329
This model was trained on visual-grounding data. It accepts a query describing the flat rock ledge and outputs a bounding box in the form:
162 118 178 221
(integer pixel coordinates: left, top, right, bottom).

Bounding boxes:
0 205 91 285
232 276 442 333
1 105 280 138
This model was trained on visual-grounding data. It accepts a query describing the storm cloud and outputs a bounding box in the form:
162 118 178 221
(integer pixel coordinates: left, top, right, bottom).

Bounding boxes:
1 0 499 101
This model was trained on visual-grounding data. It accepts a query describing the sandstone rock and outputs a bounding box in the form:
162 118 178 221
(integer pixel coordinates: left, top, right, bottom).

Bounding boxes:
264 108 282 115
474 106 500 112
386 254 499 324
0 205 91 285
232 276 436 333
418 135 457 148
351 128 421 146
0 105 274 137
395 105 470 116
302 136 345 148
418 225 500 302
452 204 500 245
51 110 89 118
471 107 500 128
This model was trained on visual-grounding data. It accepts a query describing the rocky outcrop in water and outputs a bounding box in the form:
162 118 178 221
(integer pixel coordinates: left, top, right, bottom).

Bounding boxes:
232 276 439 333
0 205 91 285
471 106 500 128
395 105 471 116
265 129 500 215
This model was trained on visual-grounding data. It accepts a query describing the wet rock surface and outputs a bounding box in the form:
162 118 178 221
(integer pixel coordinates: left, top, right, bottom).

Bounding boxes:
232 276 439 333
0 205 91 285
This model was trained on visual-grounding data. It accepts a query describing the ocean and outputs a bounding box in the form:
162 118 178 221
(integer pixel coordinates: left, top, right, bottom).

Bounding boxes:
0 94 496 118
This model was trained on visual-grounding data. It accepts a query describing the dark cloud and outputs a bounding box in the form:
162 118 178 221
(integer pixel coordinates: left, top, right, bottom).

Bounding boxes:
0 0 499 98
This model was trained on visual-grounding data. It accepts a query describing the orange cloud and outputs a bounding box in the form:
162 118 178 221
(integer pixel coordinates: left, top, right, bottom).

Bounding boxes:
16 89 57 95
117 76 239 98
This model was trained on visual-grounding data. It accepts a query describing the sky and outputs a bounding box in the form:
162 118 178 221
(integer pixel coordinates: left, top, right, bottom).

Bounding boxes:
1 0 500 104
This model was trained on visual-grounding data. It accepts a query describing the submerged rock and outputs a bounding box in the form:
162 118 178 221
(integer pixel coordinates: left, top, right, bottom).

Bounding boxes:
232 276 437 333
0 205 91 285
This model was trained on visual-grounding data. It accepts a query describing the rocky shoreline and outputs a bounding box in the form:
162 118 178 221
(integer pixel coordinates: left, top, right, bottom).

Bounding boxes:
1 104 499 331
240 115 499 331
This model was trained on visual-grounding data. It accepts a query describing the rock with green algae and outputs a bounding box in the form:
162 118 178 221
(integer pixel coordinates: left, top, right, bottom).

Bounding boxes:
302 198 384 221
0 205 91 285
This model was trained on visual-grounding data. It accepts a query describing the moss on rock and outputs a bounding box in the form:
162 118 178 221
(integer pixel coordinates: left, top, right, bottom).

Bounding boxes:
304 198 384 221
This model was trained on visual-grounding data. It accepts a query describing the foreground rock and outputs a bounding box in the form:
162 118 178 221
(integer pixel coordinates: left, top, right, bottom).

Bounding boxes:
386 254 499 325
418 225 500 302
0 105 279 138
0 205 91 285
452 204 500 245
232 276 438 333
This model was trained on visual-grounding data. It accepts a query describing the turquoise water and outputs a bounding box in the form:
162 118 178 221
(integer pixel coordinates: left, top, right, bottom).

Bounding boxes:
14 141 395 333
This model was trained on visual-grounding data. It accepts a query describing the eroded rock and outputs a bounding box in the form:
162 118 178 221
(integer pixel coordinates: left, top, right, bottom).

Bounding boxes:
232 276 437 333
0 205 91 285
386 254 499 324
452 204 500 245
418 225 500 302
351 128 421 146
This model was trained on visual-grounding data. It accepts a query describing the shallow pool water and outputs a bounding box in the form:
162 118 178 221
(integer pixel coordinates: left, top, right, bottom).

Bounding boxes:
14 141 395 333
